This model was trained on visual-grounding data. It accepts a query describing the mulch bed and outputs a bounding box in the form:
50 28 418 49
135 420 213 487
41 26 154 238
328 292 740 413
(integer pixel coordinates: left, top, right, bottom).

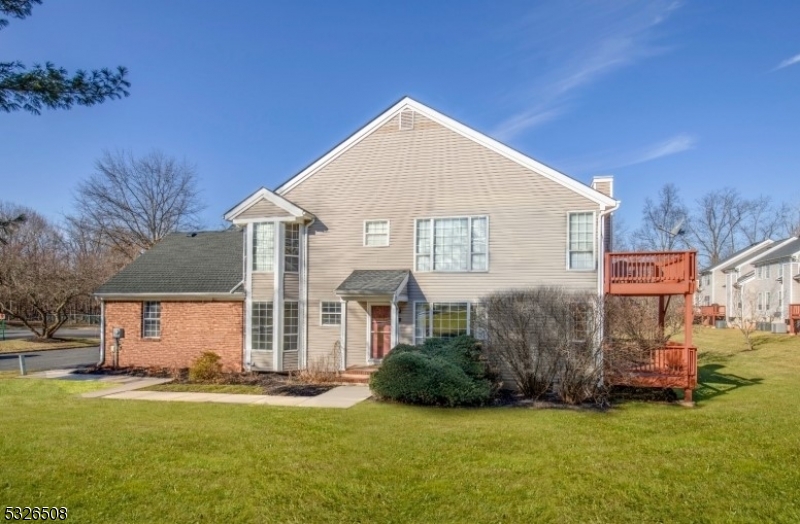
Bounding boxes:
74 366 334 397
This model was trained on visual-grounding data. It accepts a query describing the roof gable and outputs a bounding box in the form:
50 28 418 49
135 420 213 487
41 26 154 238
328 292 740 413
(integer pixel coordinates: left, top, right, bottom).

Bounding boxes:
751 236 800 265
701 239 774 273
224 187 312 223
275 97 618 210
723 237 794 272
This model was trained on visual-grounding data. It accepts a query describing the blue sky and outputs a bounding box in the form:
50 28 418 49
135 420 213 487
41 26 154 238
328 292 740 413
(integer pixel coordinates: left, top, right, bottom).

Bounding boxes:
1 0 799 231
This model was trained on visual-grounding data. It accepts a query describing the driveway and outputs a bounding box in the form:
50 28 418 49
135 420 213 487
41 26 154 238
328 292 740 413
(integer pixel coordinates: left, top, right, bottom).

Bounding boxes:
0 346 100 372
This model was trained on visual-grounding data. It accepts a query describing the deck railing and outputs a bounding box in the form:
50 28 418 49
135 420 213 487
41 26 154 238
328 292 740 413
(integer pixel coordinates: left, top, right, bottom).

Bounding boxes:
604 250 697 295
791 304 800 318
605 343 697 389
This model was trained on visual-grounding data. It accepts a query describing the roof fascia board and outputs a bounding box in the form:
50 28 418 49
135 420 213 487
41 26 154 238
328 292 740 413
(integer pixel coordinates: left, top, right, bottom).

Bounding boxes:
746 238 797 266
224 187 310 221
275 97 619 209
94 293 245 301
708 239 774 272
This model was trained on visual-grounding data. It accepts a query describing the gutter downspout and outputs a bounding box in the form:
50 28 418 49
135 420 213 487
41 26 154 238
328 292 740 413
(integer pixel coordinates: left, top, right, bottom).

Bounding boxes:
97 299 105 367
596 203 619 387
303 217 316 370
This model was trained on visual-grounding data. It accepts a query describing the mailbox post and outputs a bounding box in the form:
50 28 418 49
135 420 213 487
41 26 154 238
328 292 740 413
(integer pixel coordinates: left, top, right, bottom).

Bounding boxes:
112 327 125 369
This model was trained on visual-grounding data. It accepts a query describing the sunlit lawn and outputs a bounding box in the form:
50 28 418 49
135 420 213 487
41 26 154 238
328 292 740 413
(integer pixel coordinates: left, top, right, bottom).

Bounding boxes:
0 337 99 353
1 328 799 523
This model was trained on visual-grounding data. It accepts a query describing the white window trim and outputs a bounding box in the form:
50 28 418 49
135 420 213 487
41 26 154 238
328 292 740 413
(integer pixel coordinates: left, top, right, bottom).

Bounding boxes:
413 301 478 344
251 301 274 351
413 215 489 273
566 210 597 271
283 300 300 353
363 219 391 247
252 222 275 273
142 301 161 339
284 223 300 274
319 301 343 326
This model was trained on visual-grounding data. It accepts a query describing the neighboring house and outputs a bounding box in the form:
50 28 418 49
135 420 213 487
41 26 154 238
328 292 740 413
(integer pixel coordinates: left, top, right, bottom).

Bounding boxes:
721 237 795 327
95 97 619 372
696 239 774 309
745 237 800 332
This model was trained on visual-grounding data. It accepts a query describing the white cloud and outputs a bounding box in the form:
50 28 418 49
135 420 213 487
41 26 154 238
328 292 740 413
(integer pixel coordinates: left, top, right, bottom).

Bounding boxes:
493 1 682 140
564 133 696 173
775 53 800 71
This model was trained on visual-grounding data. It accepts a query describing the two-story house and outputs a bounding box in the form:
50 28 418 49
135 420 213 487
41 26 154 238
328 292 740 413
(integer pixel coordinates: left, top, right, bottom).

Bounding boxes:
745 237 800 332
95 97 619 372
696 239 775 309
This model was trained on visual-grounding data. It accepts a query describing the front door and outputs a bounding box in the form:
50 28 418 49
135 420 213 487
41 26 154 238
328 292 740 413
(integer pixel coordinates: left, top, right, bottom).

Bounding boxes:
370 305 392 360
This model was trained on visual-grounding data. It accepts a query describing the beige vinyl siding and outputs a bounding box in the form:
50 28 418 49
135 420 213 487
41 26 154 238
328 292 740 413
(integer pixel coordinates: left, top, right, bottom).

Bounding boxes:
251 351 273 371
283 351 298 371
237 198 293 219
284 272 299 300
712 271 727 307
251 274 274 300
346 301 368 366
287 112 602 366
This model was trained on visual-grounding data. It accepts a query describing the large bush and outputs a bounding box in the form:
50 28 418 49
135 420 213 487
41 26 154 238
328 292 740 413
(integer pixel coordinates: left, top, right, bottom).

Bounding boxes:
477 287 605 404
188 351 223 381
370 336 498 407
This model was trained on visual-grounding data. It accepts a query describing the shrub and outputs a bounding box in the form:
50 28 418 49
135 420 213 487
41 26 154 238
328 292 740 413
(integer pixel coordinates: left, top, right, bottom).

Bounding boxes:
478 287 606 404
370 336 498 407
189 351 223 382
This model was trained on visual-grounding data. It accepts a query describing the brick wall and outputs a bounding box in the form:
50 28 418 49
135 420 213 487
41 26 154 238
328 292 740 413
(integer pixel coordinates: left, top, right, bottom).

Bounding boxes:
103 301 244 371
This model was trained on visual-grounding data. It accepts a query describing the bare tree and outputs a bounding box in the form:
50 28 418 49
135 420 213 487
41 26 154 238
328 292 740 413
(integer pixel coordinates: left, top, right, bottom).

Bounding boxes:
776 200 800 238
691 188 749 266
739 195 782 245
730 287 760 351
0 205 96 338
631 183 690 252
611 215 632 251
0 210 25 244
71 150 205 260
478 287 605 404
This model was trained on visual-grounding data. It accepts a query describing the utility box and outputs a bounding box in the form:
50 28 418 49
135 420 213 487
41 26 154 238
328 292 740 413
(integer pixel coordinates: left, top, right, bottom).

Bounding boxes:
112 327 125 339
715 320 727 329
772 323 788 334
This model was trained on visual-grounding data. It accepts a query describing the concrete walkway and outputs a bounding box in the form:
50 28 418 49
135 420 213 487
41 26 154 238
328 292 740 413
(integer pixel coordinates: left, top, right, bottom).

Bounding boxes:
22 369 372 408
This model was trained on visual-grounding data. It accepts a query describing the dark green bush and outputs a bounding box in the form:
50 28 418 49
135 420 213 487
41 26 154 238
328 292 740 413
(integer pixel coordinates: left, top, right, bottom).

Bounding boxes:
189 351 223 382
370 336 498 407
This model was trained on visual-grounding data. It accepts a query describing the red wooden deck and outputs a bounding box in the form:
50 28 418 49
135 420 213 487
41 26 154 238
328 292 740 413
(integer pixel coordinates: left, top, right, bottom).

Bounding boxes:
604 251 697 296
604 249 698 401
605 343 697 389
790 304 800 335
700 304 726 326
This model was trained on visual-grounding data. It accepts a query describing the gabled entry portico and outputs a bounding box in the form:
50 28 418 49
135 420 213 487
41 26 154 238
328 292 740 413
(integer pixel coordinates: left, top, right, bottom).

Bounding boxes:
335 270 409 367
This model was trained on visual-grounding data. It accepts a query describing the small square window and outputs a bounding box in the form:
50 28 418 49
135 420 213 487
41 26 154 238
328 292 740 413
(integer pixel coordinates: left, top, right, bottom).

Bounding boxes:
364 220 390 247
320 301 342 326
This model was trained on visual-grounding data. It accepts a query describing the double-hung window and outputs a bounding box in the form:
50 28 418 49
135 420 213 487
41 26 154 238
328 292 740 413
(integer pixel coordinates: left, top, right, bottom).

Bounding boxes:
320 301 342 326
568 212 595 270
142 301 161 338
253 223 275 272
415 302 481 344
251 302 273 350
284 224 300 272
415 216 487 272
284 302 299 351
364 220 390 247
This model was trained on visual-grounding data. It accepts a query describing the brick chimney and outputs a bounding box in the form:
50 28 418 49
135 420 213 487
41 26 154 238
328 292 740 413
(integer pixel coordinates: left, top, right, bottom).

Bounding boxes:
592 175 614 252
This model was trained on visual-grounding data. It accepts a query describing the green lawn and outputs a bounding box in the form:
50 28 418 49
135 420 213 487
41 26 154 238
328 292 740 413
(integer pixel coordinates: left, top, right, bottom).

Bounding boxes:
0 337 99 353
1 328 799 523
142 383 265 395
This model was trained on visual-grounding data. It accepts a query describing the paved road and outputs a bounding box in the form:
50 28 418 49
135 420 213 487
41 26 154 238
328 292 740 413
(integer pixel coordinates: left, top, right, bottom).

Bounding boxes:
0 347 100 372
0 327 100 341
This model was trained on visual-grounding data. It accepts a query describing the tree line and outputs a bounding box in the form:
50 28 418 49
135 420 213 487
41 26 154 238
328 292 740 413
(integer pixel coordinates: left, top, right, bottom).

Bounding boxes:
0 151 205 338
616 183 800 266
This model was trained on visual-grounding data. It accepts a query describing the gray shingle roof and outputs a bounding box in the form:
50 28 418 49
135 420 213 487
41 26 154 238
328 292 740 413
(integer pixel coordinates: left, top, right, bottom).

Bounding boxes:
336 270 410 295
753 237 800 265
701 240 771 273
95 230 243 296
721 242 784 272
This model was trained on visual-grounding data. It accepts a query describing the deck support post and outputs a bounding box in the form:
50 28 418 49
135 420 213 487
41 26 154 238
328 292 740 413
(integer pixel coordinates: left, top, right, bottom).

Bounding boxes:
658 295 666 340
683 292 694 405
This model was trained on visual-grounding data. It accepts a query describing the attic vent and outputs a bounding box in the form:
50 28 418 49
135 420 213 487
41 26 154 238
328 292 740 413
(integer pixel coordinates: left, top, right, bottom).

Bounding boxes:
399 109 415 130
